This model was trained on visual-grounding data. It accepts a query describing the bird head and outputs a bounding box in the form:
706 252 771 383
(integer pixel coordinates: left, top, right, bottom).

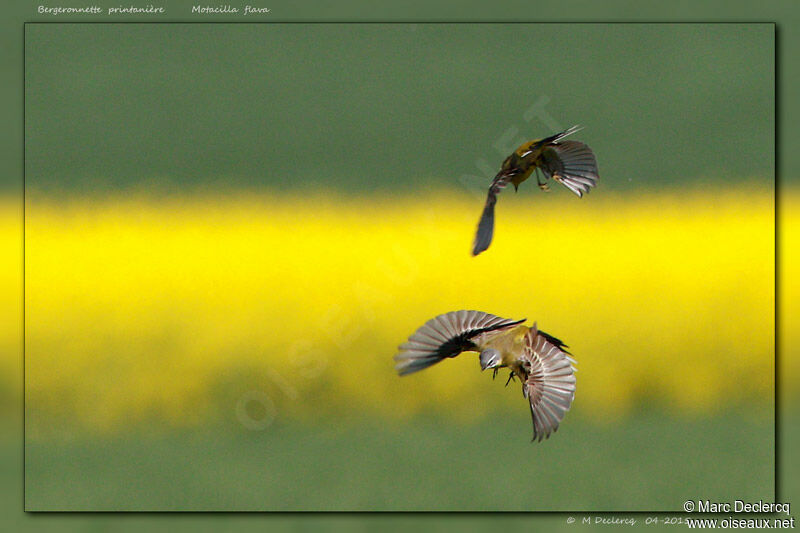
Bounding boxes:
479 348 502 371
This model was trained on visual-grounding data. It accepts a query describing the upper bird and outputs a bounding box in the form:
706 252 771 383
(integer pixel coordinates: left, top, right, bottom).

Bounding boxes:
472 125 599 256
394 310 577 441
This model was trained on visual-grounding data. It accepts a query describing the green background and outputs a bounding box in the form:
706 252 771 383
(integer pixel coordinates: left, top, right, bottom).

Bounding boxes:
4 0 796 530
23 415 774 510
26 23 772 194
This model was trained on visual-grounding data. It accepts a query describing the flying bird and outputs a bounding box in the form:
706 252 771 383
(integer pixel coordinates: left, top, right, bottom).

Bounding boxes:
472 125 599 256
394 310 576 441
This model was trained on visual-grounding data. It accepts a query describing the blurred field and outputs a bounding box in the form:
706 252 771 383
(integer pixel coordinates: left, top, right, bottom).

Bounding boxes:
25 24 773 193
23 186 776 437
17 184 780 510
24 414 773 511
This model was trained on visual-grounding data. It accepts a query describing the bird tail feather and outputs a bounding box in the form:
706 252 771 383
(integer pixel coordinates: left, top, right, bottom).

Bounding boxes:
541 124 583 145
547 140 599 198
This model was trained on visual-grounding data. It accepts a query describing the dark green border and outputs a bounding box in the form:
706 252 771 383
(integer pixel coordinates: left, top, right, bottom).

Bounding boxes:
6 0 796 529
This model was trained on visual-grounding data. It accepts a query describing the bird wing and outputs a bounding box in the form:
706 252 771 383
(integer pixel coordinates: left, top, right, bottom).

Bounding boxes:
521 326 577 442
472 179 507 256
540 140 599 198
395 310 524 376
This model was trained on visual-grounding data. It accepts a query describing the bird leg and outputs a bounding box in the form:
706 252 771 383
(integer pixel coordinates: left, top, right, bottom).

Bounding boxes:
536 169 550 192
505 371 516 387
492 368 499 380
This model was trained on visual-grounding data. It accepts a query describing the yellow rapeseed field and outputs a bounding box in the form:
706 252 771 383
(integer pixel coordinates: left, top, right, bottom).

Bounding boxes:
14 186 783 435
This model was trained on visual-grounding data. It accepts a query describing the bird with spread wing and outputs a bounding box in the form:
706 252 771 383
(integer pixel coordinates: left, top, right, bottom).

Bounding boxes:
472 125 599 256
394 310 576 441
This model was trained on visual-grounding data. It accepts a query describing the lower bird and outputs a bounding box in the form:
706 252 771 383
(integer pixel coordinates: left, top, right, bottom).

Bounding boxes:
394 310 576 441
472 125 599 256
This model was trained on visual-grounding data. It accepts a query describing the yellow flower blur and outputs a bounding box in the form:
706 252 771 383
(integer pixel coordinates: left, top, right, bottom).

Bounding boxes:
14 186 782 436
